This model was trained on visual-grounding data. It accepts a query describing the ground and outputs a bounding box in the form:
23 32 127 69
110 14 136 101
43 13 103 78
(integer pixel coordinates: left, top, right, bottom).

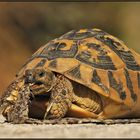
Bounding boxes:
0 115 140 138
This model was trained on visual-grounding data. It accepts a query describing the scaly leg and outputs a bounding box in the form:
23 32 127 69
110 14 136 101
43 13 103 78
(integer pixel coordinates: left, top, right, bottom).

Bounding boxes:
44 75 73 119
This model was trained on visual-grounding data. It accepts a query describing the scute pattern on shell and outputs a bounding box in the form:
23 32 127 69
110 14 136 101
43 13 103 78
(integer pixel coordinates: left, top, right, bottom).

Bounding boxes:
18 28 140 108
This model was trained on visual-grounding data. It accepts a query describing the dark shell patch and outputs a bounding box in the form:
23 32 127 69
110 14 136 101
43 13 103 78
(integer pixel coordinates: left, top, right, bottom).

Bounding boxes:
137 73 140 89
35 59 47 68
60 29 95 40
76 50 116 70
124 69 137 102
67 65 81 79
108 71 126 100
92 69 109 93
40 42 78 60
49 59 57 68
86 43 101 51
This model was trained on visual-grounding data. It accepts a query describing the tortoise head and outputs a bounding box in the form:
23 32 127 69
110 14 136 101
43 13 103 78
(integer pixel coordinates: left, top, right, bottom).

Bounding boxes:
24 68 56 95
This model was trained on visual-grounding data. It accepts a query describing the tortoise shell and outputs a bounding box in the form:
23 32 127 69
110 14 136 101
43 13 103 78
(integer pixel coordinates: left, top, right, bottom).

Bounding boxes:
18 28 140 109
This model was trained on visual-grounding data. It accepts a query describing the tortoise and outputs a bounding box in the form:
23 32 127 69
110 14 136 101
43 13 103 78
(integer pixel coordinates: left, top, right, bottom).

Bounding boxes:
1 28 140 123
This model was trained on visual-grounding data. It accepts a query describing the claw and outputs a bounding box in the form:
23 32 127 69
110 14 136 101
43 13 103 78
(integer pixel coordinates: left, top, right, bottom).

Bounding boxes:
43 102 53 119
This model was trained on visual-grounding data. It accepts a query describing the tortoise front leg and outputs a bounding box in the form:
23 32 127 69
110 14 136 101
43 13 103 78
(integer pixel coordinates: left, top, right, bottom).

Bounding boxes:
44 75 73 119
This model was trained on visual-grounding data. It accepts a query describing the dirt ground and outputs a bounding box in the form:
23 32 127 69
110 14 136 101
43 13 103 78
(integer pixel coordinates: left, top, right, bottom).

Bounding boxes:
0 115 140 138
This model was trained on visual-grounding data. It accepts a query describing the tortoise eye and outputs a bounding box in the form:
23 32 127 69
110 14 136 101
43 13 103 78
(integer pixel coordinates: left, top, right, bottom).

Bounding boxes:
38 71 45 77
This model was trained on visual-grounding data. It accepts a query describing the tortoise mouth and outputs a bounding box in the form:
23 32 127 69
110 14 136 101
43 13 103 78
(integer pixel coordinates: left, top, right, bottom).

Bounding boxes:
29 82 49 95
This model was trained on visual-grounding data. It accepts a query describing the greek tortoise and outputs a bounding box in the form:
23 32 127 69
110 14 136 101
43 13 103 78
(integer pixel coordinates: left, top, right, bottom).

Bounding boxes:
1 28 140 124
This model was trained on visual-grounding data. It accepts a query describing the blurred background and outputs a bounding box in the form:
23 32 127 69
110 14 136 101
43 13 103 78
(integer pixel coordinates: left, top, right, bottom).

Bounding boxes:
0 2 140 95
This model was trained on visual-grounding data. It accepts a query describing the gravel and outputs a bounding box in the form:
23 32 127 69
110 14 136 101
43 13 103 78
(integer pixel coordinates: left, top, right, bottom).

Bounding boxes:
0 115 140 138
